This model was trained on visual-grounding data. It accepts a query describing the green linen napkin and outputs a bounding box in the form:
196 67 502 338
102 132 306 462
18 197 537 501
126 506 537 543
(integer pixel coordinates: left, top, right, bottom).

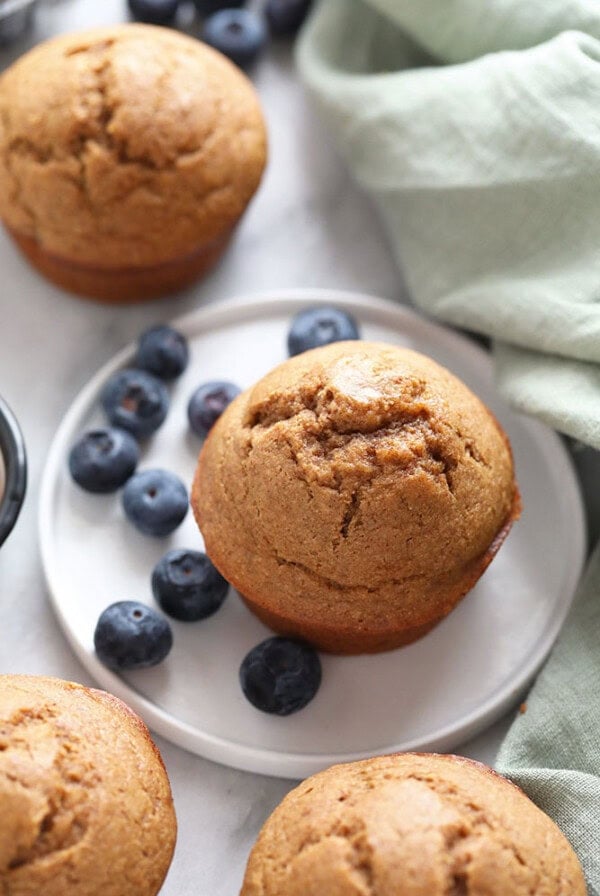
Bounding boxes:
298 1 600 890
297 0 600 450
495 542 600 889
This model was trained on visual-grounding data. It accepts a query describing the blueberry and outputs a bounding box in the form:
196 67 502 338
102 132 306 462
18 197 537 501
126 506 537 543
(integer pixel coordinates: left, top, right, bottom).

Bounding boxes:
152 549 229 621
94 601 173 671
135 325 189 381
122 469 188 537
287 306 360 356
101 368 169 439
187 380 241 438
193 0 245 13
239 637 322 716
127 0 180 25
68 427 140 494
202 10 267 68
265 0 312 36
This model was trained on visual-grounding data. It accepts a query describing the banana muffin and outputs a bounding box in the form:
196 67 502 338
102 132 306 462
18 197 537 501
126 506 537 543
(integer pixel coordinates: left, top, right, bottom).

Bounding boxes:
0 24 267 302
240 752 586 896
192 340 520 654
0 674 176 896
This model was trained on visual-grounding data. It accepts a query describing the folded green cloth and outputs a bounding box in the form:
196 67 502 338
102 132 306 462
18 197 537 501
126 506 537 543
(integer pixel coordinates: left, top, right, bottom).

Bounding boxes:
496 542 600 890
298 1 600 890
297 0 600 449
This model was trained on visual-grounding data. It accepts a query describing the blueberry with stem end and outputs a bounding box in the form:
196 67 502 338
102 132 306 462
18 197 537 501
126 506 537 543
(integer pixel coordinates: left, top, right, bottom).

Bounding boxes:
101 368 169 439
187 380 241 438
122 469 188 537
202 10 267 68
68 427 139 493
136 325 189 381
94 601 173 671
287 306 360 356
152 548 229 621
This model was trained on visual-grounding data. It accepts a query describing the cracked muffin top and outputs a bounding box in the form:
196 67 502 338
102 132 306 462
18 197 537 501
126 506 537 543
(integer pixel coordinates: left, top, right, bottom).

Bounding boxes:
0 24 267 267
192 340 519 653
239 753 586 896
0 674 176 896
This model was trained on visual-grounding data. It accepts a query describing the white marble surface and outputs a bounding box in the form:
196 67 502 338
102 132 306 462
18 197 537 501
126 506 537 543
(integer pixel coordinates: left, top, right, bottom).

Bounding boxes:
1 2 599 893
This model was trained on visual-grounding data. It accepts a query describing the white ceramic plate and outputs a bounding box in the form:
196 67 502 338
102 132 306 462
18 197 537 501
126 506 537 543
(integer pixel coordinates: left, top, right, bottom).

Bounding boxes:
39 290 586 779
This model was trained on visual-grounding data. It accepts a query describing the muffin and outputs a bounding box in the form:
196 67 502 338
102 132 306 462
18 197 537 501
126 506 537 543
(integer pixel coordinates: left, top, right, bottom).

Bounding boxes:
192 341 520 654
240 752 586 896
0 24 267 302
0 675 176 895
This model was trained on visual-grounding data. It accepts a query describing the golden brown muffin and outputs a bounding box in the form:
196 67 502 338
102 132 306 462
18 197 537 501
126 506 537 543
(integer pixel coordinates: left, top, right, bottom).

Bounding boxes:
192 340 520 654
240 752 587 896
0 24 267 302
0 675 177 896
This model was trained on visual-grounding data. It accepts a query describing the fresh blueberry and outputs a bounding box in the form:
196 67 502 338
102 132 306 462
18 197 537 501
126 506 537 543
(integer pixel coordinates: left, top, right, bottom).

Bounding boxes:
187 380 241 438
68 427 139 494
94 601 173 671
152 549 229 621
193 0 245 13
265 0 312 36
287 306 360 356
135 325 189 381
239 637 322 716
128 0 180 25
202 10 267 68
101 368 169 439
122 469 188 537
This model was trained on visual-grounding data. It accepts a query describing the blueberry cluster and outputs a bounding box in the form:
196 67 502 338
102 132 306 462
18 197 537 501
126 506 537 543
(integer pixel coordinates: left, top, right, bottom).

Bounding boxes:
69 325 191 537
68 323 243 676
94 545 230 670
79 306 359 712
128 0 313 68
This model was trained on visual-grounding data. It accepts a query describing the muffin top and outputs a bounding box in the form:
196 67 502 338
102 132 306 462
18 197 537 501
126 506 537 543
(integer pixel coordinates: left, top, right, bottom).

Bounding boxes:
0 24 267 266
0 675 176 896
240 752 586 896
193 341 518 648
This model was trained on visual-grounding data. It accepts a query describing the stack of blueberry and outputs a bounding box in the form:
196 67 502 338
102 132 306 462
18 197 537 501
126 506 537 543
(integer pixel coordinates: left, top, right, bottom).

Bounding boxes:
72 305 359 716
128 0 312 68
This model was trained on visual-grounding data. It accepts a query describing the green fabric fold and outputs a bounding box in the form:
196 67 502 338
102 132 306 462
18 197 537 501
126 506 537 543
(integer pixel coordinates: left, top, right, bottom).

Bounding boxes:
298 0 600 890
297 0 600 448
496 542 600 890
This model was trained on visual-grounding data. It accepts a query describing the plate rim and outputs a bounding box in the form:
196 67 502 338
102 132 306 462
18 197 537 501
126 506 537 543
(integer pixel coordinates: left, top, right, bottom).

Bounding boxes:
38 288 587 779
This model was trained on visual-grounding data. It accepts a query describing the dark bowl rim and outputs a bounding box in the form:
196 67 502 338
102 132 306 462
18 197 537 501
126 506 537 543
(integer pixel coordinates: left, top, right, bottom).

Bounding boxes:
0 0 38 20
0 394 27 547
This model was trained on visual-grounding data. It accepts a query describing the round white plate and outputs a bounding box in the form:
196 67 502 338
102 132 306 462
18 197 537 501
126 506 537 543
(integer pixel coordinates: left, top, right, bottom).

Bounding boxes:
39 290 586 779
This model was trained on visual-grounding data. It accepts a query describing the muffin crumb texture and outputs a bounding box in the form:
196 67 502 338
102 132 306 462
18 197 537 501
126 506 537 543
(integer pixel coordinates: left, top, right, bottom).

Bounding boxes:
0 24 266 269
193 341 520 653
240 753 587 896
0 674 176 896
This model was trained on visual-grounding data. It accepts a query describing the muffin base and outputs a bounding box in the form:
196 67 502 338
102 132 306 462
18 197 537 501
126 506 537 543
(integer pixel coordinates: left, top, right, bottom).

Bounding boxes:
236 489 521 655
5 225 233 303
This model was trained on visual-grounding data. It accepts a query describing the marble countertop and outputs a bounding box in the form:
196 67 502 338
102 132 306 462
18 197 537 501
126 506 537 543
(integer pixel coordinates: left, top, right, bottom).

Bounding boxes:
1 2 599 893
